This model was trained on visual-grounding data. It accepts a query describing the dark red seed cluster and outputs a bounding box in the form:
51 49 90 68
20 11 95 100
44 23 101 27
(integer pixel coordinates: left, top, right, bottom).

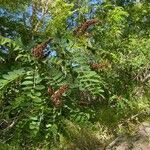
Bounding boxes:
74 19 99 36
47 86 54 95
32 38 51 59
90 62 110 70
48 85 69 107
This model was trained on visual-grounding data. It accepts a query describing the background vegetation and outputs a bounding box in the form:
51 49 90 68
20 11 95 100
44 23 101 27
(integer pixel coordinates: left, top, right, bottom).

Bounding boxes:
0 0 150 149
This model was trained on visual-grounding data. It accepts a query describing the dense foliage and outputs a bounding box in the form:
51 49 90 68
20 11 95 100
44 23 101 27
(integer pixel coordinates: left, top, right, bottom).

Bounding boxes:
0 0 150 149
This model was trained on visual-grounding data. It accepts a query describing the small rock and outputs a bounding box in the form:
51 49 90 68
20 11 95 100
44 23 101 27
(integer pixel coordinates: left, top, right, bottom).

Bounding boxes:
116 142 129 150
132 142 150 150
139 122 150 136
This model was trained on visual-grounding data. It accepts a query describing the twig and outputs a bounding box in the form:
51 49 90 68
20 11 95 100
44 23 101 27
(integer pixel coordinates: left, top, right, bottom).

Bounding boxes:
2 111 21 131
114 108 150 132
105 135 123 150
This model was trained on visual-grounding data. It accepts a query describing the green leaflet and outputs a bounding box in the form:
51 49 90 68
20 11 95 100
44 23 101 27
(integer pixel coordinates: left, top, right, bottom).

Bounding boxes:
22 80 33 85
0 69 25 89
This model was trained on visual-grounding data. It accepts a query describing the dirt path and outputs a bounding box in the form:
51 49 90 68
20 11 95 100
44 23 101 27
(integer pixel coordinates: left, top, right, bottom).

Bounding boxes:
106 121 150 150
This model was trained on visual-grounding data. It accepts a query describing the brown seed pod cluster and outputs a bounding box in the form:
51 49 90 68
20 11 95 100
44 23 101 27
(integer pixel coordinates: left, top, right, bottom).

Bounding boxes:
47 86 54 95
48 85 69 107
32 38 52 59
90 61 111 71
74 19 99 36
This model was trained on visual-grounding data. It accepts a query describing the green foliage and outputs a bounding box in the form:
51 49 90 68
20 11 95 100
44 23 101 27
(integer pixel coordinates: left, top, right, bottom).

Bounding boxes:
0 0 150 149
0 69 25 90
0 0 30 11
46 0 74 35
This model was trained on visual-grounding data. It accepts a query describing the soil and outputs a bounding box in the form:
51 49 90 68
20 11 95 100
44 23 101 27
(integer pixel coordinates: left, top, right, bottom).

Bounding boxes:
106 121 150 150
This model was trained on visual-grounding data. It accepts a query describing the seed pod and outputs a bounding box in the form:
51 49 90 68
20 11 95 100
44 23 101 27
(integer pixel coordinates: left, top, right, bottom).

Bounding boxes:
74 19 99 36
90 62 111 70
51 97 62 107
51 84 69 107
32 38 52 59
48 86 54 95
